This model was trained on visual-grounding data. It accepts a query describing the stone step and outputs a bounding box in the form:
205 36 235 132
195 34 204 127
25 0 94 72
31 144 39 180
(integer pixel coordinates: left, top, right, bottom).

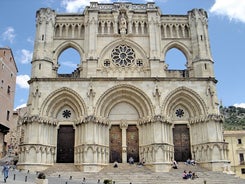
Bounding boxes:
43 163 80 174
45 163 245 184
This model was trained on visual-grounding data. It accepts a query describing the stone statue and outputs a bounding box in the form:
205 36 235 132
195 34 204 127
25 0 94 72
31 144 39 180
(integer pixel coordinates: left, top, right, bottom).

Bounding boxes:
119 13 127 34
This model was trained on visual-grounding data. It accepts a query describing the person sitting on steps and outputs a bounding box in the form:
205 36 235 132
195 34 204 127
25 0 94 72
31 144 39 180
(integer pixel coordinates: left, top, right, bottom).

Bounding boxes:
129 156 134 165
113 161 118 168
172 159 178 169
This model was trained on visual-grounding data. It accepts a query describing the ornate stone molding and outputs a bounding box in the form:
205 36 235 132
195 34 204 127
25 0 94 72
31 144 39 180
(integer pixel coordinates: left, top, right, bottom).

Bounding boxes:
76 115 110 126
140 143 174 153
75 144 109 154
19 144 56 154
36 8 55 25
21 115 58 125
138 115 171 125
120 120 128 129
192 142 228 152
189 114 224 124
89 2 157 11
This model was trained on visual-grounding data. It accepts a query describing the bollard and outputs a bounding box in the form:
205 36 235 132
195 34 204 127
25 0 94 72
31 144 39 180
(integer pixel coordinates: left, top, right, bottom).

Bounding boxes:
204 180 207 184
25 175 27 182
113 181 115 184
27 170 30 173
13 174 16 180
97 179 100 183
70 175 72 180
65 182 68 184
58 174 61 178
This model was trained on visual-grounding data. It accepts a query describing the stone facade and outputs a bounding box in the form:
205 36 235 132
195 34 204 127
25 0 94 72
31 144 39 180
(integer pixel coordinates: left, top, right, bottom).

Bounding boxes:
19 2 229 172
0 48 18 158
224 131 245 178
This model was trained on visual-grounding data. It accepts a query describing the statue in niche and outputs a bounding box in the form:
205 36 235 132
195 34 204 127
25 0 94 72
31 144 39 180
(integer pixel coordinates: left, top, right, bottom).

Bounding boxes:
119 13 127 35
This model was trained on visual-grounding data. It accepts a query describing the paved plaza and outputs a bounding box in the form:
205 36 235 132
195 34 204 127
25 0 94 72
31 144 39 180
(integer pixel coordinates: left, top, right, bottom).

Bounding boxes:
0 169 100 184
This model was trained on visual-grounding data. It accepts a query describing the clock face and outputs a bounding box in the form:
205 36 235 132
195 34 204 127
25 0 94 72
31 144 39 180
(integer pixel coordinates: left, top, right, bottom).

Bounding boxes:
111 45 135 67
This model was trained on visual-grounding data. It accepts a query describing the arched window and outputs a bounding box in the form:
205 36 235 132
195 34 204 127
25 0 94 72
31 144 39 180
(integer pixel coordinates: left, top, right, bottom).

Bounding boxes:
165 48 187 70
57 48 81 74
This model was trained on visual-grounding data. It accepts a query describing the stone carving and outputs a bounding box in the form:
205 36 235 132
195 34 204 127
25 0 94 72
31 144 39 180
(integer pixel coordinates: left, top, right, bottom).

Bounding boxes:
32 87 41 112
21 115 58 125
119 13 127 35
36 8 55 25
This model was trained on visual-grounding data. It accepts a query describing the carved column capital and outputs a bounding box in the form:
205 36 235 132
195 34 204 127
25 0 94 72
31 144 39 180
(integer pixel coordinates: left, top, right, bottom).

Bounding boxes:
120 120 128 129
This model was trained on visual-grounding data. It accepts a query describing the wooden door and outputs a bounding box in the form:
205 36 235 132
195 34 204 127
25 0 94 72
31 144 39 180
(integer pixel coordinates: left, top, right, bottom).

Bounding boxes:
173 124 191 162
57 125 74 163
109 125 122 163
127 125 139 162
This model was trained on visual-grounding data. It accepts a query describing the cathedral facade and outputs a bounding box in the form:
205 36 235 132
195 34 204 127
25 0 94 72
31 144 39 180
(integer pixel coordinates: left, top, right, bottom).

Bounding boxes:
19 2 229 172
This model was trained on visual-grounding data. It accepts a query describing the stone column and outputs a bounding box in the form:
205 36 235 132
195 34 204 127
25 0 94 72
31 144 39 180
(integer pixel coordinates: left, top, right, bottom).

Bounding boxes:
120 121 128 163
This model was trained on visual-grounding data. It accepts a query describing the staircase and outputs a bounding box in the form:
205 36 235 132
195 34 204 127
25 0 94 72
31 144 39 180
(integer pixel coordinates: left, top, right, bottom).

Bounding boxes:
43 163 80 175
45 163 245 184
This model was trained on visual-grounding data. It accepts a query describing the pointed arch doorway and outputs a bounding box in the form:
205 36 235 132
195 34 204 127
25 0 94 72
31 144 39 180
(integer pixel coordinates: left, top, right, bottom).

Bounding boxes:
173 124 191 162
57 125 75 163
109 124 139 163
108 102 140 163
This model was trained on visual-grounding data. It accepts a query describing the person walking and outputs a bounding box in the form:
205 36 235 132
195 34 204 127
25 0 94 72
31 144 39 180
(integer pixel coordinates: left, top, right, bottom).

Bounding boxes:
2 161 10 183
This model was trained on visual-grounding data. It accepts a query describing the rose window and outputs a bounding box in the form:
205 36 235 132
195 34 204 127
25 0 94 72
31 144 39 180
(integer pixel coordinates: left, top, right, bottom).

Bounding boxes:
62 109 71 119
175 109 184 118
111 45 135 67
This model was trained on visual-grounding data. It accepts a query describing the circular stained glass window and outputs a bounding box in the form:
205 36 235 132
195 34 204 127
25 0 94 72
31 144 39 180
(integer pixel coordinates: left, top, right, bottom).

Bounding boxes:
175 109 184 118
62 109 71 119
111 45 135 67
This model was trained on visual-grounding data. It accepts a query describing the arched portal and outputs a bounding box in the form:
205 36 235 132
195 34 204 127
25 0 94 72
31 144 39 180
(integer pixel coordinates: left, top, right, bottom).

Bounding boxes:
96 84 154 163
163 87 207 161
108 102 139 163
40 87 86 164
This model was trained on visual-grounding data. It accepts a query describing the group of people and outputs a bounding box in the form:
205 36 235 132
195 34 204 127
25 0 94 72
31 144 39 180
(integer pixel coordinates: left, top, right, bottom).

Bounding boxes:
113 157 145 168
182 170 199 180
185 158 196 166
171 158 199 180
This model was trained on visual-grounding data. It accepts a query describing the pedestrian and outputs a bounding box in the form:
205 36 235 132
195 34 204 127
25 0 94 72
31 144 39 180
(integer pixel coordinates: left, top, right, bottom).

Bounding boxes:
2 161 10 183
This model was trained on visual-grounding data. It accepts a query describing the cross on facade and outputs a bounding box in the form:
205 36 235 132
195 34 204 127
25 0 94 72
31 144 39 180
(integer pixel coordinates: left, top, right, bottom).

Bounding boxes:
104 60 110 67
136 59 143 66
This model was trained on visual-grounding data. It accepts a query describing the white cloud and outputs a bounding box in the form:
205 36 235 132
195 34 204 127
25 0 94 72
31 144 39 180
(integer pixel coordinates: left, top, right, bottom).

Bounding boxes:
234 103 245 108
61 61 77 68
15 103 27 110
61 0 111 13
16 75 30 89
2 27 16 43
20 49 33 64
210 0 245 23
27 37 34 44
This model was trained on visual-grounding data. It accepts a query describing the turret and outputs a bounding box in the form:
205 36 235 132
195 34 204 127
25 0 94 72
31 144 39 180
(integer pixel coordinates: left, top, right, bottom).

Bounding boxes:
31 8 56 78
188 9 215 78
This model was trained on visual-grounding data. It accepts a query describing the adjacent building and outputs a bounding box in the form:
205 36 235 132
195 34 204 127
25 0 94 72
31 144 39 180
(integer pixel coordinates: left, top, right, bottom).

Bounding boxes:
224 131 245 179
18 2 229 172
0 47 18 158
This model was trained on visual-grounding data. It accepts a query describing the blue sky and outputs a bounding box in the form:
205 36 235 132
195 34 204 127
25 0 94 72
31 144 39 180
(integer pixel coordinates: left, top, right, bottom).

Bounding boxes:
0 0 245 109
